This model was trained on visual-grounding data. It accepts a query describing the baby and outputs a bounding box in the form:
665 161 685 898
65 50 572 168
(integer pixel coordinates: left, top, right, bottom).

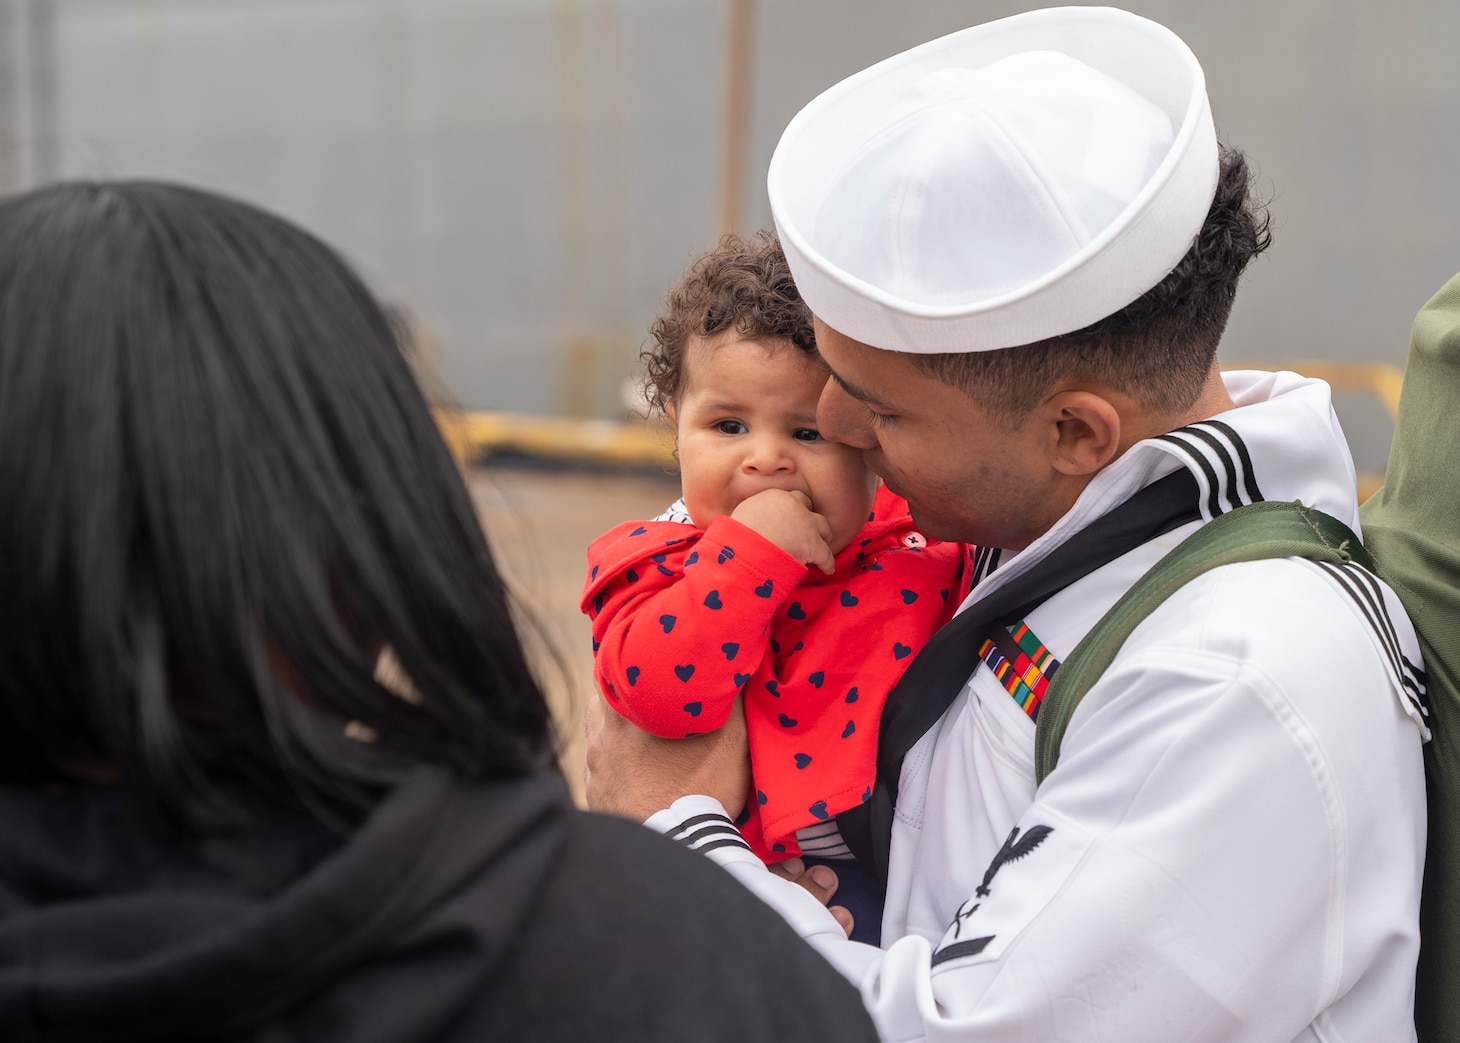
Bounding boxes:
581 232 969 926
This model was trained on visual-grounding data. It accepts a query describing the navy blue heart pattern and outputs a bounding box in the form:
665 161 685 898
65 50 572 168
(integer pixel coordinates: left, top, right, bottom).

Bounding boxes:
901 589 918 604
592 593 604 614
778 713 797 728
840 590 859 607
630 526 647 537
659 614 676 633
704 590 723 609
626 666 640 686
794 753 812 769
754 579 773 598
842 720 856 738
685 550 699 566
626 568 639 583
757 789 768 805
652 553 666 564
674 664 695 682
808 670 824 688
721 642 739 660
894 642 912 659
590 565 599 580
765 679 779 696
809 800 829 820
683 701 702 717
717 545 735 565
787 602 806 619
845 686 859 703
733 672 751 687
656 564 674 576
591 638 600 651
940 588 950 600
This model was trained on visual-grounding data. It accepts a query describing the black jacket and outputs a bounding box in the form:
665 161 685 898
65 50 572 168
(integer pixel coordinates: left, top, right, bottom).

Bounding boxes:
0 768 879 1041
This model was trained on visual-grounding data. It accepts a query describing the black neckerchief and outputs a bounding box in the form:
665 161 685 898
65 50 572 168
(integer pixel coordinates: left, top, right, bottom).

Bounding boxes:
837 466 1203 886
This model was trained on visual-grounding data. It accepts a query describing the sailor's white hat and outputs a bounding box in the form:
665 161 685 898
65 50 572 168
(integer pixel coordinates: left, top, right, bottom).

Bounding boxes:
767 6 1218 353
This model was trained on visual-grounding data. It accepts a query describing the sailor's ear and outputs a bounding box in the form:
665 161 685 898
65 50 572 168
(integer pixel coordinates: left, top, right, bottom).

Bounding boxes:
1038 390 1122 477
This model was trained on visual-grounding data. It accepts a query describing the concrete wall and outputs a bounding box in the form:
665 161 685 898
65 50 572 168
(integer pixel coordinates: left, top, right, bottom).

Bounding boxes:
2 0 1456 469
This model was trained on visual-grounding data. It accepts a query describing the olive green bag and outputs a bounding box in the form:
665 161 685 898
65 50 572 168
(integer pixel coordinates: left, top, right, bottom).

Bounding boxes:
1032 499 1373 782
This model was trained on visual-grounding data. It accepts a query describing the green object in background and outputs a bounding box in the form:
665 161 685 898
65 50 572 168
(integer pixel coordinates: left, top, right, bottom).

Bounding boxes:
1363 270 1460 1043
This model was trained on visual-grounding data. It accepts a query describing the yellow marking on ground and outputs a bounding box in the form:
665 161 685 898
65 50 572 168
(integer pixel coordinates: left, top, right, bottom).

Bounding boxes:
436 409 676 470
1224 361 1404 501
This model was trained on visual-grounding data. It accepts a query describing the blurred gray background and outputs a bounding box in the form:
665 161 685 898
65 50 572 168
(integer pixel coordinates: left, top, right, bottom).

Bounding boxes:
3 0 1457 473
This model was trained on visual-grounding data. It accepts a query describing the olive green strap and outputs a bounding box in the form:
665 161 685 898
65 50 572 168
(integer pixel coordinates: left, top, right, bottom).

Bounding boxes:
1033 500 1372 785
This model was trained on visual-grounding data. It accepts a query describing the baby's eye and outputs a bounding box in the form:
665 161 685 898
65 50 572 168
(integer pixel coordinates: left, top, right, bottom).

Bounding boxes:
793 428 823 443
714 419 747 435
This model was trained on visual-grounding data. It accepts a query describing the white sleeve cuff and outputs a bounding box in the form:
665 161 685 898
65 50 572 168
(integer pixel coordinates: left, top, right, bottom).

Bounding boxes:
645 795 884 986
646 795 758 859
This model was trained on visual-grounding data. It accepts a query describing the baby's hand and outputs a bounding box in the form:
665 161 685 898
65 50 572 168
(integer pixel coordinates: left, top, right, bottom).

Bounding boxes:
731 489 835 575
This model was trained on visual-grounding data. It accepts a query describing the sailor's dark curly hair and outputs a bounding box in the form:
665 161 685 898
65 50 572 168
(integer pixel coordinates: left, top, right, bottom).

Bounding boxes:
912 145 1273 425
642 230 817 414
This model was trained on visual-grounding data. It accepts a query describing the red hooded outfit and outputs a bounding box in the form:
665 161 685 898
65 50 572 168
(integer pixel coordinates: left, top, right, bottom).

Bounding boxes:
582 486 969 861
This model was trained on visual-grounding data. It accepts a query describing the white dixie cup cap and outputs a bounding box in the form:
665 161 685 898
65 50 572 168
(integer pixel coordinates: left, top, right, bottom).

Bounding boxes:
767 6 1219 353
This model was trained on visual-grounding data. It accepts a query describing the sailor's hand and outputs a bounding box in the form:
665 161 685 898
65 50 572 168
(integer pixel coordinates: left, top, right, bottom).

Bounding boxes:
584 689 751 822
770 857 855 938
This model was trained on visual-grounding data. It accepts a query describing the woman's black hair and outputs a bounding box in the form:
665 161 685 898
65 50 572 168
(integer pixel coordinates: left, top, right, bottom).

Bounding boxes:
0 181 553 829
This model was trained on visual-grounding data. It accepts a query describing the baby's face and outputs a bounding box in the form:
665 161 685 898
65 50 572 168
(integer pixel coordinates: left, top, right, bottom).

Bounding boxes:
668 334 876 555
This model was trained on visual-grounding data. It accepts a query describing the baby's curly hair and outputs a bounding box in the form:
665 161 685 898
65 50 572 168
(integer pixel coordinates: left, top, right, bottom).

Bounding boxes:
643 230 816 415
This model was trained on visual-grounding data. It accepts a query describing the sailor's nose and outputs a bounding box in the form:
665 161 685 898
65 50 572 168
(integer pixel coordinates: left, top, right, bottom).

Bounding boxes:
818 380 877 450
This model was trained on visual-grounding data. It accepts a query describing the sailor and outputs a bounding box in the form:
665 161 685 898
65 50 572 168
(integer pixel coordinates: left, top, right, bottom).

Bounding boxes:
588 7 1429 1040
